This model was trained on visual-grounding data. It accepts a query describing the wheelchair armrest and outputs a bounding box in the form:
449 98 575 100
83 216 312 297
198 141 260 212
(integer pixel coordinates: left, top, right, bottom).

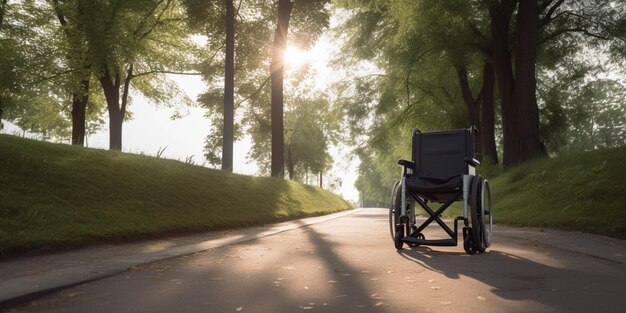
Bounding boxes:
397 159 415 169
465 157 480 167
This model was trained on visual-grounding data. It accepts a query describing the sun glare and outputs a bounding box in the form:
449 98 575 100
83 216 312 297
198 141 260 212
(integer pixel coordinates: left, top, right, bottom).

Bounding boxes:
284 46 309 68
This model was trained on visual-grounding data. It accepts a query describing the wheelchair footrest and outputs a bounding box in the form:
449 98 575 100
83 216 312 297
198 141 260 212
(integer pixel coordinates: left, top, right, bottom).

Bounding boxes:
401 237 457 246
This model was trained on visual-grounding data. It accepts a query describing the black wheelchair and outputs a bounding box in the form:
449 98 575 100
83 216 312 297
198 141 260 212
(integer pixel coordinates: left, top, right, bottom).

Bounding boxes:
389 127 493 255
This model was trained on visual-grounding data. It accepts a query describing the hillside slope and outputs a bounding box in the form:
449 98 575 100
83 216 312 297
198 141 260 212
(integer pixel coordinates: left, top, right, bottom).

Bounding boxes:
0 135 352 257
489 146 626 238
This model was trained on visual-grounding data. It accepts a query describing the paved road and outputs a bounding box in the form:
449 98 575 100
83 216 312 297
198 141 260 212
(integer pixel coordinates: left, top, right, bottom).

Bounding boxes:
4 209 626 313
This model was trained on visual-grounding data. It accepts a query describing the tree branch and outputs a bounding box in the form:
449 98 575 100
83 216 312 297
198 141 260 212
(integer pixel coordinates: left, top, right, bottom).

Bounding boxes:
132 70 202 79
541 27 611 43
235 76 271 109
121 64 133 115
539 0 566 29
30 68 82 85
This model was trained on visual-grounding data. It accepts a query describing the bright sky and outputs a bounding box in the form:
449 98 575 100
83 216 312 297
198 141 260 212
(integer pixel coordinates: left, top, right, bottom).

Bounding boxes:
1 33 363 204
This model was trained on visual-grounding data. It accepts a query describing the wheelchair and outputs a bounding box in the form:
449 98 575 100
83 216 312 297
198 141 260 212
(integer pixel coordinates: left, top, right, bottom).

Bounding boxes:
389 127 493 255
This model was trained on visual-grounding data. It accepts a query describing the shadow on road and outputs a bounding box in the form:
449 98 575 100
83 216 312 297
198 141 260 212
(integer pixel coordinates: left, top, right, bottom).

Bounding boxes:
397 244 625 312
114 219 388 312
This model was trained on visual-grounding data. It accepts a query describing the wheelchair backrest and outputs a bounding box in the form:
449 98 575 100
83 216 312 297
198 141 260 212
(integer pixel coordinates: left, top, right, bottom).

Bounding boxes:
412 127 476 179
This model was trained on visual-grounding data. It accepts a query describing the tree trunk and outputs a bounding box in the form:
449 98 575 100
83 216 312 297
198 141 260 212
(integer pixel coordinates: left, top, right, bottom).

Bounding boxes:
319 171 322 188
286 147 295 180
510 0 544 164
269 0 293 177
108 110 123 151
99 65 126 151
222 0 235 172
71 79 90 145
481 62 498 163
0 0 7 28
490 0 544 167
456 66 482 160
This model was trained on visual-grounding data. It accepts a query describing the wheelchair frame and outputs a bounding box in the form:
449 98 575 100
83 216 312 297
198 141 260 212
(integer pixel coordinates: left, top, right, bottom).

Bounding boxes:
390 127 492 255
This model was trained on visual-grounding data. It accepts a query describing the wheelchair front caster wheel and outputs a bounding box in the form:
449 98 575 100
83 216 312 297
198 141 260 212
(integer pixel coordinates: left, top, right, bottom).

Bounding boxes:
394 229 404 250
463 236 477 255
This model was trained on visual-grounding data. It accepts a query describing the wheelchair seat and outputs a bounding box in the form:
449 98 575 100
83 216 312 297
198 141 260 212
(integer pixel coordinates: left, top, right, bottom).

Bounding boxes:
405 175 462 203
406 128 476 203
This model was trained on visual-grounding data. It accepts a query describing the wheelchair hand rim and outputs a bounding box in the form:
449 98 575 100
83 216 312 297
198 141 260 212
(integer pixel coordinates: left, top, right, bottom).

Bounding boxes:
481 179 493 247
389 180 401 240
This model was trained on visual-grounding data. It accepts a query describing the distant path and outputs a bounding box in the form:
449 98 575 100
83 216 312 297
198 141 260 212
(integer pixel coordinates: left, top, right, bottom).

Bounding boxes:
4 209 626 313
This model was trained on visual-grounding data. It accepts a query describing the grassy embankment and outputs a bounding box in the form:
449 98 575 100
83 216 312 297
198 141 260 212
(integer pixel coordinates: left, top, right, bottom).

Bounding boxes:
487 146 626 238
441 146 626 239
0 134 352 257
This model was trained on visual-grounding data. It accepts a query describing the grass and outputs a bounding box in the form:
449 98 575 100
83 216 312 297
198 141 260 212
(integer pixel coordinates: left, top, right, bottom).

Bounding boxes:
0 134 352 258
487 146 626 239
435 146 626 239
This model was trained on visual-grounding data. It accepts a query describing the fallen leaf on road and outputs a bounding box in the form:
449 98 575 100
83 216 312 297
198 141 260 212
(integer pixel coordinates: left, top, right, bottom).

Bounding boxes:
374 302 383 307
477 296 486 301
299 306 313 310
236 306 243 311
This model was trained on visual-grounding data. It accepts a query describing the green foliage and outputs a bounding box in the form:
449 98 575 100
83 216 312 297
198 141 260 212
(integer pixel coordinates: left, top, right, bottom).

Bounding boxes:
78 0 198 104
335 0 626 203
1 0 107 139
0 134 352 257
283 95 334 180
194 0 331 170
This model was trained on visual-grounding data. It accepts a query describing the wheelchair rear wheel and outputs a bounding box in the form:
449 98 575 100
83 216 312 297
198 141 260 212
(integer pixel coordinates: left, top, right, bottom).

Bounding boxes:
481 179 493 248
463 176 489 254
389 181 401 240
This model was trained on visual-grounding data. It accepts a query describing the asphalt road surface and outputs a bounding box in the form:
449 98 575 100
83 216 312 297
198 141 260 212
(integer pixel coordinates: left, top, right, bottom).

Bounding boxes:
4 209 626 313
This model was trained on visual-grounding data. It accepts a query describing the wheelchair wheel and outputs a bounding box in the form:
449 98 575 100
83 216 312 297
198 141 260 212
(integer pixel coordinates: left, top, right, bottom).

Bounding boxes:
481 179 493 248
394 228 404 250
469 176 486 252
463 235 477 255
389 181 401 240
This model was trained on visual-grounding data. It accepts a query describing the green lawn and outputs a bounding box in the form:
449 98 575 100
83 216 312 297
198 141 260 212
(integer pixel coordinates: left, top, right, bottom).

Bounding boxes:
435 146 626 239
487 146 626 238
0 135 352 257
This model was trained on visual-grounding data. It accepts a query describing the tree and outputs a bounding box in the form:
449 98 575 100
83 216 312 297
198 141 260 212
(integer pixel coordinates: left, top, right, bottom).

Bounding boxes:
77 0 198 150
283 95 334 181
269 0 292 177
193 0 330 175
335 0 626 203
222 0 235 172
47 0 93 146
0 0 84 138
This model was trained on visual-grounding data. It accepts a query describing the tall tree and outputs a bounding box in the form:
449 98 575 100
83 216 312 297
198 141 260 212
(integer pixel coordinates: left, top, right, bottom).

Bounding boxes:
78 0 197 150
488 0 544 166
222 0 235 172
47 0 92 146
191 0 330 173
269 0 293 177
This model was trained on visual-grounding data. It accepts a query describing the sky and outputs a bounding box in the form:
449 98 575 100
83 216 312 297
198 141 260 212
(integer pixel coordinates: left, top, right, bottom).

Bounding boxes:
1 32 364 204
